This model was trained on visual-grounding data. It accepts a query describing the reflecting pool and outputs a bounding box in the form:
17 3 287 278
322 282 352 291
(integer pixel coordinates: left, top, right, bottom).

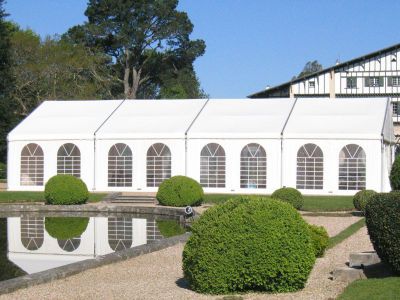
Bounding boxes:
0 213 185 280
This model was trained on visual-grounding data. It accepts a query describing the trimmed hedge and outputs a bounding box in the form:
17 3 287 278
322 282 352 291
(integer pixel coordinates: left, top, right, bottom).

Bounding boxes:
271 187 304 209
45 175 89 205
156 176 203 207
353 190 377 212
390 155 400 190
45 217 89 240
365 193 400 273
308 224 329 257
182 196 315 294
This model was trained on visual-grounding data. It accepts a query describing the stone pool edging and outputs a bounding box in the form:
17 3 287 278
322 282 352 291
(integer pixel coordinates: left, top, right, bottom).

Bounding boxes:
0 204 185 218
0 232 191 296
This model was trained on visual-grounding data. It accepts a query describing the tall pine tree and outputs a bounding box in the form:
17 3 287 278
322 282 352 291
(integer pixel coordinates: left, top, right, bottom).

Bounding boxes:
0 0 16 163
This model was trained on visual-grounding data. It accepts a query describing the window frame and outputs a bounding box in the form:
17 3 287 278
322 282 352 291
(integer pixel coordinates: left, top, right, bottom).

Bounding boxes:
296 143 324 190
200 143 226 188
240 143 267 189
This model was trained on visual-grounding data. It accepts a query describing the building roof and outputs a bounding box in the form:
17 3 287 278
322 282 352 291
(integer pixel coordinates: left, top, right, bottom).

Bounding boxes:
186 98 296 139
8 100 124 141
96 99 208 139
283 98 394 142
248 42 400 98
7 98 394 143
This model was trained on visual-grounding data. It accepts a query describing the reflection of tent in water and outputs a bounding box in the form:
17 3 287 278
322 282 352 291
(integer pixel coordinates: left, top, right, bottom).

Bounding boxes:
7 216 165 274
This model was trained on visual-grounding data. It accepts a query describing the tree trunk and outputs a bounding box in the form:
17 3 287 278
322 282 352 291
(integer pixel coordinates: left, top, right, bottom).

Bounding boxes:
130 67 141 99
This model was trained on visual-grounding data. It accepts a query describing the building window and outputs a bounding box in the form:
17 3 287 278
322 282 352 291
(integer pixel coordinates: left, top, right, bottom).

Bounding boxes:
108 217 132 251
364 76 383 87
20 143 44 186
309 81 315 88
108 143 132 187
147 143 171 187
346 77 357 88
296 143 323 190
21 217 44 251
339 144 366 190
200 143 226 188
57 143 81 178
393 102 400 116
388 76 400 87
240 143 267 189
58 238 81 252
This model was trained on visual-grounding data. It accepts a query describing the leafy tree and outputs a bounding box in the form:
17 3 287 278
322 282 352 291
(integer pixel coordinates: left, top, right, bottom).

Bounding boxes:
64 0 206 99
10 26 117 116
0 1 16 162
295 60 323 79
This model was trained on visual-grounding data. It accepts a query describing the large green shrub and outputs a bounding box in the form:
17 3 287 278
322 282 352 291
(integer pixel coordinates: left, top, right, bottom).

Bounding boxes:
45 217 89 240
390 155 400 190
308 224 329 258
365 193 400 273
271 187 304 209
45 175 89 205
156 176 203 207
182 196 315 294
353 190 377 212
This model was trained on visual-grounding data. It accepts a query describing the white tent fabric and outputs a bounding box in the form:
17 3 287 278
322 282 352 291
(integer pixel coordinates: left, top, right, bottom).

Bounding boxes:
283 98 394 141
8 100 123 141
187 98 296 139
96 99 207 139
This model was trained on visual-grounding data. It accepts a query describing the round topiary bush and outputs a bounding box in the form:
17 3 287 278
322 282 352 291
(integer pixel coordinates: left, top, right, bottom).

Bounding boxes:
308 224 329 258
390 155 400 190
45 217 89 240
45 174 89 205
365 193 400 274
182 196 315 294
353 189 377 212
156 175 203 207
271 187 304 209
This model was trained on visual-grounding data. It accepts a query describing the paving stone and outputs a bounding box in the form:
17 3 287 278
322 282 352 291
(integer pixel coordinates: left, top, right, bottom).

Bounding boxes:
349 251 380 267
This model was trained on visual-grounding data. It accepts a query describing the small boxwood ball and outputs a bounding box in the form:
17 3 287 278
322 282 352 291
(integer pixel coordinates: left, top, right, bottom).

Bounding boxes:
271 187 304 209
156 176 203 207
308 224 329 257
45 217 89 240
353 189 377 212
182 196 315 294
365 192 400 274
45 174 89 205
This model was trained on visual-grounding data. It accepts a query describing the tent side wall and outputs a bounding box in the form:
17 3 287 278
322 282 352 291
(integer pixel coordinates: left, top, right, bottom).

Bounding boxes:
7 140 95 191
282 138 384 195
186 138 282 194
94 139 186 192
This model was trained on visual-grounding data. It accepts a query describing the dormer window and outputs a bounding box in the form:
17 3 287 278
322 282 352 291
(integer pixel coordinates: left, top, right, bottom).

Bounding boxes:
364 77 383 87
346 77 357 88
388 76 400 87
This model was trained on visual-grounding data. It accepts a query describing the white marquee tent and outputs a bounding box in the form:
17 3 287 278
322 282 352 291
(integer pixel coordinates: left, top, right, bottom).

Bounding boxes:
7 97 395 195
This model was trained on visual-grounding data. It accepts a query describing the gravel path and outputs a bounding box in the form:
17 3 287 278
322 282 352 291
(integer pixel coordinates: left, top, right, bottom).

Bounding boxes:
0 217 372 300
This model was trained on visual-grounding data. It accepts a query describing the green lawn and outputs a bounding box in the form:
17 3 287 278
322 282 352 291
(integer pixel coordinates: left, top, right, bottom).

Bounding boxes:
338 277 400 300
0 191 106 203
328 218 365 249
203 194 354 212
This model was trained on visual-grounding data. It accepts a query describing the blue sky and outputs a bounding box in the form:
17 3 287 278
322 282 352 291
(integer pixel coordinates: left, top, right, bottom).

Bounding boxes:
4 0 400 98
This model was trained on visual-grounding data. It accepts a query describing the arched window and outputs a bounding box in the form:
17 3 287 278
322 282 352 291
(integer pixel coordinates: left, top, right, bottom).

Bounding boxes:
296 143 323 190
146 219 163 241
20 143 44 186
21 217 44 251
58 238 81 252
108 217 132 251
339 144 366 190
240 143 267 189
200 143 226 188
146 143 171 187
57 143 81 177
108 143 132 187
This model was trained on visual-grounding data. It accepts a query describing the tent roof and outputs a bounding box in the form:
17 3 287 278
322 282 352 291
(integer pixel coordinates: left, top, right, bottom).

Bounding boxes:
8 100 123 141
283 98 394 142
96 99 207 139
187 98 296 139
